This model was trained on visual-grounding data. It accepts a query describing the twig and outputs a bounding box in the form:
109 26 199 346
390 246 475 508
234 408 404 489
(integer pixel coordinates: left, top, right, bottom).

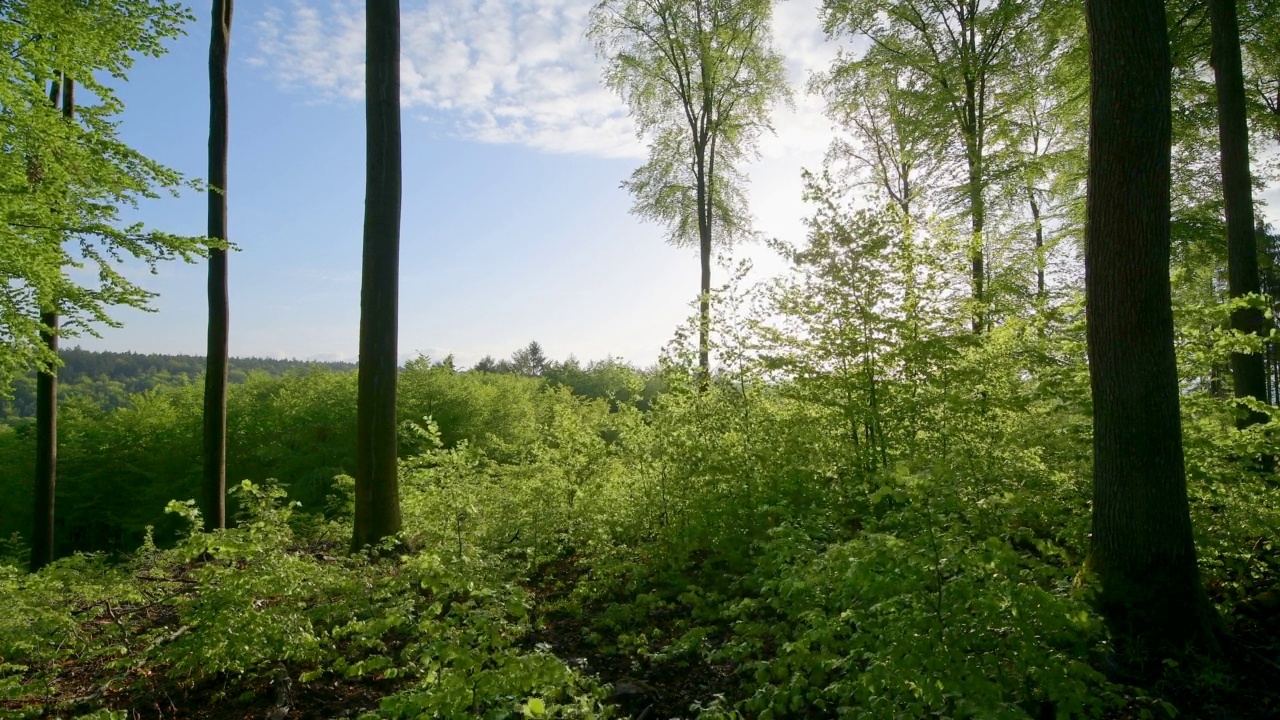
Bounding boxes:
140 625 191 657
104 602 130 644
133 573 197 584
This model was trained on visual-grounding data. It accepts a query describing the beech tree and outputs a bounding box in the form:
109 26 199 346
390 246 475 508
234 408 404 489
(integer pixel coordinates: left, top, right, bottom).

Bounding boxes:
0 1 200 390
203 0 233 531
589 0 788 382
1084 0 1216 649
821 0 1033 333
30 76 70 572
2 1 199 569
1241 0 1280 139
352 0 404 550
815 61 942 226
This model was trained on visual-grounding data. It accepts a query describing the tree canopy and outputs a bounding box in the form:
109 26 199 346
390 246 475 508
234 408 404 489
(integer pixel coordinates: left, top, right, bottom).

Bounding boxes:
0 0 207 388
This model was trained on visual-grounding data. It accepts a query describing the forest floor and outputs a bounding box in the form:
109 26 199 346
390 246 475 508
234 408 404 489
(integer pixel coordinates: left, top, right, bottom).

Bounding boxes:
5 535 1280 720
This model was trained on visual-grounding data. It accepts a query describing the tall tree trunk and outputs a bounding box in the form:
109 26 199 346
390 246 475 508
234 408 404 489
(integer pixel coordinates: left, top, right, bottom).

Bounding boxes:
31 76 72 572
695 138 712 390
203 0 232 531
698 216 711 390
1209 0 1268 430
353 0 403 550
1084 0 1216 651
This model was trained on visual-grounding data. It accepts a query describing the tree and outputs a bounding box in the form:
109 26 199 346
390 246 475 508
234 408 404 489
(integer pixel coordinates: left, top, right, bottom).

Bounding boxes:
815 61 942 226
511 340 549 377
30 75 70 572
1084 0 1216 650
0 1 202 392
589 0 789 383
1208 0 1268 430
820 0 1034 333
1260 223 1280 403
1241 0 1280 140
998 1 1089 306
352 0 403 550
203 0 233 531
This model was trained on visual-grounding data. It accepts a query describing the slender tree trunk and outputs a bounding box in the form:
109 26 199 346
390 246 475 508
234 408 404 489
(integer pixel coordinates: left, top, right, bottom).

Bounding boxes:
353 0 403 550
963 40 986 335
695 139 712 390
699 225 711 386
1209 0 1268 430
30 311 57 572
202 0 232 531
1029 186 1045 301
31 77 71 572
967 147 985 333
1084 0 1216 651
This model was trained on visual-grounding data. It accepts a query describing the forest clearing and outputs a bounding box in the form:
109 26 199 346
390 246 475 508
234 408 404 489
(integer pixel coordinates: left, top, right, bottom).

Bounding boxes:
2 0 1280 718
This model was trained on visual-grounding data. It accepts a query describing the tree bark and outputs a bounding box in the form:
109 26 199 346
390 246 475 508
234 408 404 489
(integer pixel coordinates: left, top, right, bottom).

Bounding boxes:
1209 0 1268 430
1084 0 1216 651
30 311 57 572
1029 186 1045 301
31 77 72 572
202 0 232 531
695 136 712 391
353 0 403 550
967 140 985 334
699 228 711 386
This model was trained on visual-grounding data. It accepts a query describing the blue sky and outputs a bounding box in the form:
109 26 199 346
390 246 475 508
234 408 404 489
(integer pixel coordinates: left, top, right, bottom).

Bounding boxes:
77 0 837 367
76 0 1280 367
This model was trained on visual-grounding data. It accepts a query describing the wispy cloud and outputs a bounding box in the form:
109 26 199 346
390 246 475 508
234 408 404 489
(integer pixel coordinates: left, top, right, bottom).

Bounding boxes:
253 0 642 157
252 0 837 163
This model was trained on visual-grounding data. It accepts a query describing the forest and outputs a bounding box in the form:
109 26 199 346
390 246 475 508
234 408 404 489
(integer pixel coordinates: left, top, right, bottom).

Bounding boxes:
1 0 1280 718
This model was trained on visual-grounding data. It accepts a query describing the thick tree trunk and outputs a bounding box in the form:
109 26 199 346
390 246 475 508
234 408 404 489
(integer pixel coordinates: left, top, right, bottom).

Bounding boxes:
202 0 232 531
1209 0 1268 430
1084 0 1216 651
353 0 403 550
31 77 72 572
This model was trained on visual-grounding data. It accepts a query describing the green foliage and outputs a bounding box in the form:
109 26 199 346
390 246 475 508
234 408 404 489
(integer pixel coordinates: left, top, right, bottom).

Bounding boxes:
0 348 355 421
0 1 208 386
0 481 606 719
2 1 1278 712
717 471 1117 719
588 0 790 252
1 285 1276 717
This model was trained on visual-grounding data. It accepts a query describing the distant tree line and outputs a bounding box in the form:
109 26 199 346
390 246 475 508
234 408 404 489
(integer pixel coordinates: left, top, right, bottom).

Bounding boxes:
0 348 354 421
471 341 667 410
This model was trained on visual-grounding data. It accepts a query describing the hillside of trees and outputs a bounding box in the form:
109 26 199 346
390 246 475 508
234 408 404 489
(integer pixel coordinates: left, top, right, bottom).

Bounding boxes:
3 0 1280 719
0 348 356 422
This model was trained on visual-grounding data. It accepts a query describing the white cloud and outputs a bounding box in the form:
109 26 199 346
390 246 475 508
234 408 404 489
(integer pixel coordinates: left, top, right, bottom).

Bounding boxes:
253 0 644 157
252 0 838 164
252 0 843 301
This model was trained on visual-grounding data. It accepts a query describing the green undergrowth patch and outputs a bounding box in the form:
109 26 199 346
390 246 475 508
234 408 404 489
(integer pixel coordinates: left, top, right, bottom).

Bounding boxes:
3 342 1279 719
542 464 1152 720
0 481 608 720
